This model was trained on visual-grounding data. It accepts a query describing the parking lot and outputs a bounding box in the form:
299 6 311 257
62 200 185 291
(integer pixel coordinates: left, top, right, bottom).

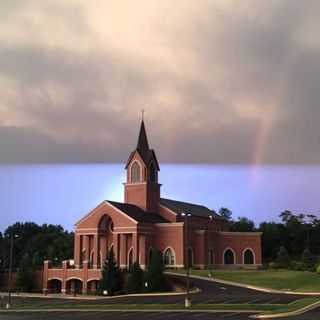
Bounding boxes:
0 275 319 320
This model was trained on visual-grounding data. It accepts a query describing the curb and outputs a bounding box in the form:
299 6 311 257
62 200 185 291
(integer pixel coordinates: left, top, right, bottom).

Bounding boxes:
166 272 320 296
0 288 200 301
250 299 320 319
0 308 259 314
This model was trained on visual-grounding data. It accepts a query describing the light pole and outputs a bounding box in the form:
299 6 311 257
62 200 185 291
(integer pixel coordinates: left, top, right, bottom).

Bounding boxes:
181 212 192 308
7 234 18 309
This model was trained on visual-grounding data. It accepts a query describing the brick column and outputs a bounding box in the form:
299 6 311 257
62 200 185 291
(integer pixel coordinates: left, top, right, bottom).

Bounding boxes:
139 234 146 269
82 261 88 294
93 234 99 268
132 233 139 263
62 260 68 294
74 234 81 268
119 234 127 269
84 235 90 262
113 233 119 263
42 260 50 293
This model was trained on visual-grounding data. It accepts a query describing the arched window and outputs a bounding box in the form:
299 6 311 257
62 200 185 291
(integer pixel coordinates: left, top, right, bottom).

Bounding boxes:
209 249 214 265
89 251 94 268
148 248 153 264
164 248 175 266
224 249 235 265
149 162 157 182
243 249 254 264
128 248 133 269
131 162 141 183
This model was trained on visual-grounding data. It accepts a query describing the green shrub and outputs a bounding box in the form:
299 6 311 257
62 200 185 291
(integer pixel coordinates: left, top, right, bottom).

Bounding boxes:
127 262 144 293
290 261 304 271
302 248 315 271
98 248 123 296
268 262 279 269
276 246 290 268
144 249 165 292
316 265 320 274
16 253 34 292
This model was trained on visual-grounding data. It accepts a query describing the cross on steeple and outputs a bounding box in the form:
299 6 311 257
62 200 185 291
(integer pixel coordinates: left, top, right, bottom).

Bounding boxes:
141 109 145 121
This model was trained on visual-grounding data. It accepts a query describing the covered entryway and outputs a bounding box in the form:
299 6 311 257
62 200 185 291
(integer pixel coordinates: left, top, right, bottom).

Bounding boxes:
66 278 83 294
47 279 62 293
87 279 99 294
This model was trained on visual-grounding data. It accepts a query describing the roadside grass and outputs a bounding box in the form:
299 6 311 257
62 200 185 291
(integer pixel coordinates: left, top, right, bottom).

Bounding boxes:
173 269 320 293
7 297 320 315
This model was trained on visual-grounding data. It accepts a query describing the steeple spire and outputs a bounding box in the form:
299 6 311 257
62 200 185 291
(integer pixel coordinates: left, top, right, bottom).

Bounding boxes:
136 119 150 156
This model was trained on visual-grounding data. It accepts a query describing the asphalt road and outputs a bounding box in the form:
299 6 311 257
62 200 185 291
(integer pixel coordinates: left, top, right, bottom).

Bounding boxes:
2 274 304 307
1 309 320 320
0 311 258 320
0 275 319 319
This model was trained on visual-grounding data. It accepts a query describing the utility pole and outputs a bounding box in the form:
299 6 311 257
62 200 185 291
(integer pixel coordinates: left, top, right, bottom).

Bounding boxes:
7 234 18 309
181 212 192 308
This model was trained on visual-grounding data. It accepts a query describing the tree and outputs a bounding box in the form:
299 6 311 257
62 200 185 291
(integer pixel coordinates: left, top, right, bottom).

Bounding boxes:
98 248 122 296
127 262 144 293
276 246 290 268
144 249 165 292
219 208 232 221
16 253 34 292
301 248 314 270
2 222 74 270
231 217 255 232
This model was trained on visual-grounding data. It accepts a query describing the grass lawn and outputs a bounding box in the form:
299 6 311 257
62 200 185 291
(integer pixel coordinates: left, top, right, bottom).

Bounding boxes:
173 269 320 293
7 298 320 315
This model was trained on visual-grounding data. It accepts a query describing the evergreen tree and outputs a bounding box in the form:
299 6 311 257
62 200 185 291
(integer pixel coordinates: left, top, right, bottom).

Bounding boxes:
218 208 232 221
276 246 290 268
301 247 314 270
16 253 34 292
144 249 165 292
127 262 144 293
98 248 122 296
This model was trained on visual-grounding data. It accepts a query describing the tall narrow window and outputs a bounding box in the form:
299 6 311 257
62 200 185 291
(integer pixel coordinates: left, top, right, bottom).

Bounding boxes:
149 162 157 182
244 249 254 264
131 162 141 183
224 249 235 265
164 248 175 266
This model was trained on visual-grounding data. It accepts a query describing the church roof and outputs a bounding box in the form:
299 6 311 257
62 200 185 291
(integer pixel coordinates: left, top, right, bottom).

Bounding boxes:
160 198 223 220
108 201 168 223
125 120 160 170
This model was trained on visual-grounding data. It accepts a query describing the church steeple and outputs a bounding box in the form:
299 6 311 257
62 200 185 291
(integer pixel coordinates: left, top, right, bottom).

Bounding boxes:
124 119 161 213
136 120 150 157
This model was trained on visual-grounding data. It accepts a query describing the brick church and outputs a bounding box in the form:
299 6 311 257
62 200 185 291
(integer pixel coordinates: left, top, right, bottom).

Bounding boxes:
43 120 262 294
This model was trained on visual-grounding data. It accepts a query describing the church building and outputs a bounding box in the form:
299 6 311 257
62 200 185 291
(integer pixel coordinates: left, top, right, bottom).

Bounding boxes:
43 120 262 294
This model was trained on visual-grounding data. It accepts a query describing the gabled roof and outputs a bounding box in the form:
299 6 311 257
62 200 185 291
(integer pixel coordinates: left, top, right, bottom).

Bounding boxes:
108 201 168 223
160 198 223 220
125 120 160 170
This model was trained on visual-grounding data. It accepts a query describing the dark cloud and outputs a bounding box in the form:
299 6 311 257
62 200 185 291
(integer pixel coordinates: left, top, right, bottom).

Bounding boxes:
0 0 319 164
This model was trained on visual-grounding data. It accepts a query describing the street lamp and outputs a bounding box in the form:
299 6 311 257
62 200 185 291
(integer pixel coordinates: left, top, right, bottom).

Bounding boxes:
7 234 19 309
181 212 192 308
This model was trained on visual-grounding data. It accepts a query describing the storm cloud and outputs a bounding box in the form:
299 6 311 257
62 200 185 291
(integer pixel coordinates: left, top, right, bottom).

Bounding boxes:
1 0 320 164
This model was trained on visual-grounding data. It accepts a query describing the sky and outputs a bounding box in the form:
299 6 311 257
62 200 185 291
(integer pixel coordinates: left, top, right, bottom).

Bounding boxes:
1 164 320 232
0 1 320 230
1 0 320 164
